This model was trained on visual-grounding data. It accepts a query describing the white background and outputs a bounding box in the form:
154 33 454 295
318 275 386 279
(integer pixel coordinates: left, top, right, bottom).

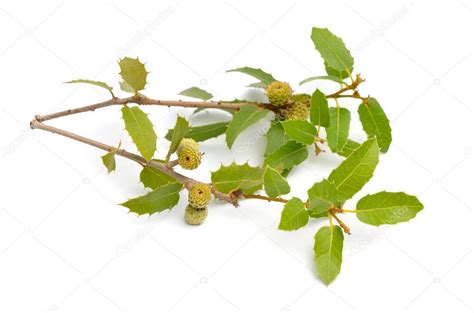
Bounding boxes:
1 0 473 312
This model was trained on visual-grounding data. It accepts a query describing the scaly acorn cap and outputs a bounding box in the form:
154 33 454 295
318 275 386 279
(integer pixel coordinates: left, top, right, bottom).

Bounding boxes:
286 101 309 120
290 93 311 106
177 138 201 170
266 81 292 107
188 183 212 209
185 205 208 225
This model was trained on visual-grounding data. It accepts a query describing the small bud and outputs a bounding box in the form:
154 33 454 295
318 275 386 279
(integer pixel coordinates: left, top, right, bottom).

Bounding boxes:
266 81 292 107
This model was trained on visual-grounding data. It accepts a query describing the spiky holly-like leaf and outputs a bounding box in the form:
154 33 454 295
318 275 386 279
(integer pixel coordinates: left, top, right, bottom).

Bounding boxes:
140 166 177 190
278 198 308 231
101 151 116 173
121 106 156 161
179 87 213 101
121 182 183 216
119 57 148 93
211 162 264 194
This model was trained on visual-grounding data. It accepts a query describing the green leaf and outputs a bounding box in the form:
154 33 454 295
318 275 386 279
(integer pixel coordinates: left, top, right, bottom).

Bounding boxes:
299 75 348 86
324 62 350 80
336 139 361 158
314 225 344 285
310 89 330 127
278 198 309 231
265 120 289 156
65 79 114 97
179 87 213 101
264 141 308 172
227 67 276 87
211 162 264 194
165 116 189 161
118 57 148 93
121 182 183 216
328 138 379 201
281 120 317 145
326 107 350 152
121 106 157 161
356 192 424 226
166 122 229 142
101 151 116 173
225 106 270 148
247 82 267 89
140 166 177 190
263 166 290 197
358 98 392 153
311 27 354 76
307 180 338 218
119 80 135 93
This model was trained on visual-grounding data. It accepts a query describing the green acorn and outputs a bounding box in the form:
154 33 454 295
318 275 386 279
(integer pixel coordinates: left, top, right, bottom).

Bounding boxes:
188 183 212 209
185 205 208 225
290 93 311 105
266 81 292 107
177 138 201 170
286 101 309 120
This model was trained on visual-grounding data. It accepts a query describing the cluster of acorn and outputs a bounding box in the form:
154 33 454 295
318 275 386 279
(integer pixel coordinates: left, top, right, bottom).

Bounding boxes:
266 81 310 120
176 82 306 226
176 138 212 225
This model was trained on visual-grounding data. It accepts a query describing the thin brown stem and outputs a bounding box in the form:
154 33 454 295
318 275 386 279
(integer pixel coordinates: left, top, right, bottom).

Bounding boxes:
30 119 236 205
325 73 368 102
34 96 272 123
329 210 351 234
242 194 289 204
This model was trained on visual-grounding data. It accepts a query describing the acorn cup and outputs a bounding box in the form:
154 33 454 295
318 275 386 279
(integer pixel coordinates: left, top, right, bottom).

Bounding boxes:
177 138 201 170
266 81 292 107
184 183 212 225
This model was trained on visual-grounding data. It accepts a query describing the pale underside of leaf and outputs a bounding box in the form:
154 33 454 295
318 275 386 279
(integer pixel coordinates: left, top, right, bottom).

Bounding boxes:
211 162 264 194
